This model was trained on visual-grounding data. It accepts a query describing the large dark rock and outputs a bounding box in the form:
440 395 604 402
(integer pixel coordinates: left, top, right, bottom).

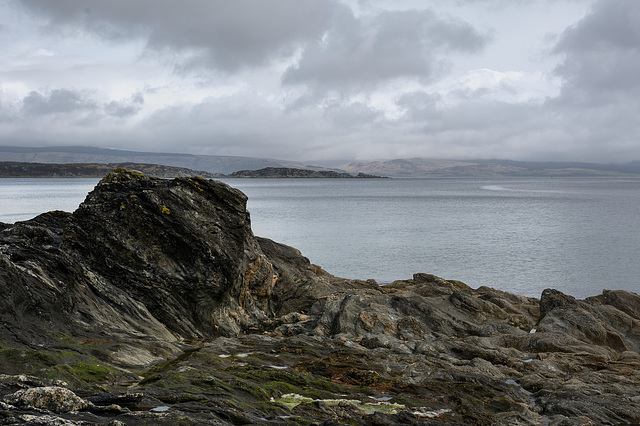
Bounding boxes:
1 170 639 425
0 170 337 360
65 171 275 338
1 171 275 345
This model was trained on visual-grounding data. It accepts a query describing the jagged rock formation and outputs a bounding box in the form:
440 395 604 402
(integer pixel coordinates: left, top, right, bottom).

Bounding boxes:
1 170 327 348
1 170 639 425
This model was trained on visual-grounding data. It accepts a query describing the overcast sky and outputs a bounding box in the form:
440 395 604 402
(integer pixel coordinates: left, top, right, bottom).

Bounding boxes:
1 0 638 163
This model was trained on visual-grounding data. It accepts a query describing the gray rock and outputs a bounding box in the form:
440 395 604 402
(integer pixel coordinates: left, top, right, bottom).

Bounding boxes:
3 386 89 413
1 170 639 425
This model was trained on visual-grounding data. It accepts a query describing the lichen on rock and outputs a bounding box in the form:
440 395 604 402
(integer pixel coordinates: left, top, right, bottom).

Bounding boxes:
4 386 89 413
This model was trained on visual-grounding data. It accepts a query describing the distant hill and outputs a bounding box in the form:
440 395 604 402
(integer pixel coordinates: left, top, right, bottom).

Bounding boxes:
341 158 640 177
0 162 388 180
0 162 222 178
2 145 639 177
0 146 304 175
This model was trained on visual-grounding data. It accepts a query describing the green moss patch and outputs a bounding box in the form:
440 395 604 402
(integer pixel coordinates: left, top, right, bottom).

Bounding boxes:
0 346 132 390
46 362 121 388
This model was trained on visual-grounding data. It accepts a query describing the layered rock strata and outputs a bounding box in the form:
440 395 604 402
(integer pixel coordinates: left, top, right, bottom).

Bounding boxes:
0 169 639 425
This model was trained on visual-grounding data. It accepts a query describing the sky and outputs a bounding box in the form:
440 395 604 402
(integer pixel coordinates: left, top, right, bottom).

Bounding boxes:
0 0 639 163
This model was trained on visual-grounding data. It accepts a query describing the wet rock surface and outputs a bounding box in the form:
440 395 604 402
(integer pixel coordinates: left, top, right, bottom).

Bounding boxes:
1 169 639 424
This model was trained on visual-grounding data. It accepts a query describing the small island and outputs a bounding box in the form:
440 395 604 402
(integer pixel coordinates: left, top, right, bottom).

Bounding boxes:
229 167 385 178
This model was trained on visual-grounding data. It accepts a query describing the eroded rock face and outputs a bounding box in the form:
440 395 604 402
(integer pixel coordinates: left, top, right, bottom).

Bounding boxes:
1 170 640 425
65 171 278 338
0 170 328 348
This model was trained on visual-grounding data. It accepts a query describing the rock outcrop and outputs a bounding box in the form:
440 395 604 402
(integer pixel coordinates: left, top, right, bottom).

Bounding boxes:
1 169 639 425
1 170 334 351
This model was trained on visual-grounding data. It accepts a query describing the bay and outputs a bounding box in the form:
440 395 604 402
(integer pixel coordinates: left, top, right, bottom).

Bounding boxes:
0 178 99 224
1 176 639 299
221 177 640 299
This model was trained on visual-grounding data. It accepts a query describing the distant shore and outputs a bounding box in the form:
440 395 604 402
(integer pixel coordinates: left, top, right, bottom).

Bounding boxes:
0 162 385 179
228 167 385 178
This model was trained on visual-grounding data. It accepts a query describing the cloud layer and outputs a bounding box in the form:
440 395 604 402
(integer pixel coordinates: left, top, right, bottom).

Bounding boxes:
0 0 638 163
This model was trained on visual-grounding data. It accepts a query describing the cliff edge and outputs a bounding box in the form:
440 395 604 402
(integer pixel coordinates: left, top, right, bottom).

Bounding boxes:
0 170 639 425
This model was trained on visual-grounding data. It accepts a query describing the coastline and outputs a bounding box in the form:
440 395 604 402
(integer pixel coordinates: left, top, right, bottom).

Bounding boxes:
0 170 639 424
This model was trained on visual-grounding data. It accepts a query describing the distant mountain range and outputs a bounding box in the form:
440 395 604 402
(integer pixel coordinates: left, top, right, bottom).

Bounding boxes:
1 145 639 177
341 158 640 177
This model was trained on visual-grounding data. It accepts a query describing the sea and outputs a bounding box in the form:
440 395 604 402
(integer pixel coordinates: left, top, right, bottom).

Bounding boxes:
1 176 639 300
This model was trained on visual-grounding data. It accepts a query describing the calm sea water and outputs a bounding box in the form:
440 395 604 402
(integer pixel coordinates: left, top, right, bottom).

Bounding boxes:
1 177 639 299
0 178 100 223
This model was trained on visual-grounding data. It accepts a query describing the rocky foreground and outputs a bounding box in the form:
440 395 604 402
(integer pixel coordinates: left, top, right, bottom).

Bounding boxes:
1 170 639 425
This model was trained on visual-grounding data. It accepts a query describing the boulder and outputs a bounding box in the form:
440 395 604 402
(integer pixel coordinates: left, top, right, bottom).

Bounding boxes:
3 386 89 413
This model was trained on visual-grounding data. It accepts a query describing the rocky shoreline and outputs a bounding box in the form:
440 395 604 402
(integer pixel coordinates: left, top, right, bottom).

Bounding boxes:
1 169 639 425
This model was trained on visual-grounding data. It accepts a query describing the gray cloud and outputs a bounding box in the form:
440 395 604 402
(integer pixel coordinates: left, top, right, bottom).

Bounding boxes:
0 90 15 122
552 0 640 104
19 0 336 72
137 96 287 155
396 90 540 141
116 95 386 160
8 88 150 140
5 0 640 164
283 7 489 91
396 91 441 121
20 0 488 87
324 102 384 130
105 92 144 118
21 88 97 116
542 0 640 161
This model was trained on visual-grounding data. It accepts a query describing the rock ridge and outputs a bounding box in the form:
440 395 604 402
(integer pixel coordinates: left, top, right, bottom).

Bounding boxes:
0 169 639 425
